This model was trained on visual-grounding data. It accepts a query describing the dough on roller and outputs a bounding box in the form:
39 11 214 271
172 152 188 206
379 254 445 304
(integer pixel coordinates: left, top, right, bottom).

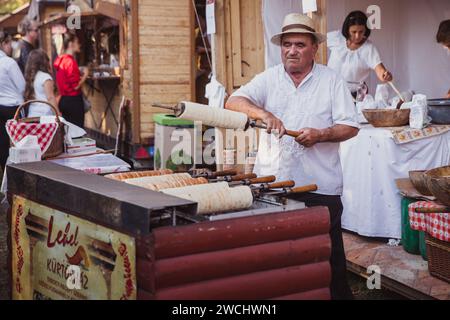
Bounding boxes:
105 169 173 181
146 177 208 191
162 182 253 215
179 101 248 130
124 173 193 188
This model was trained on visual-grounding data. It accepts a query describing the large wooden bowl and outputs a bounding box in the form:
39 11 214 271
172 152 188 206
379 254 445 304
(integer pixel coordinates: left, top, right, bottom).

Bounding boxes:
425 166 450 206
362 109 410 127
409 170 433 196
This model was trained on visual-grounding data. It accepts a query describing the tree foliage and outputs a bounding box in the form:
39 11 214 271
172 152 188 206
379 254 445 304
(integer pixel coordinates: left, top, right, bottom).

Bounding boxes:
0 0 29 15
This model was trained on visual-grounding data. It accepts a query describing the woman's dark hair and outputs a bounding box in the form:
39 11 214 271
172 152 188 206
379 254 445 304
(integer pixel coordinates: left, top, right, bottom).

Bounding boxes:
436 20 450 45
0 29 11 45
342 10 371 40
62 32 78 51
24 49 52 101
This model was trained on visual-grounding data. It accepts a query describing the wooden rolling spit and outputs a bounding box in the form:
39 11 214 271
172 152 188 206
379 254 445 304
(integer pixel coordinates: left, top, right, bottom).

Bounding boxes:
153 102 301 138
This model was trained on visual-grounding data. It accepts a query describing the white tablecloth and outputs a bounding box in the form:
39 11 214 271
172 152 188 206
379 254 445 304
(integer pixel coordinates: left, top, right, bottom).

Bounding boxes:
340 126 450 239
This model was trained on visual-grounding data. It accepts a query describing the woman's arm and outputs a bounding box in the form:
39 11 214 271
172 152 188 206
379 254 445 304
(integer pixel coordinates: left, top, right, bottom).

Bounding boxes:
374 63 393 82
43 80 60 115
75 66 89 90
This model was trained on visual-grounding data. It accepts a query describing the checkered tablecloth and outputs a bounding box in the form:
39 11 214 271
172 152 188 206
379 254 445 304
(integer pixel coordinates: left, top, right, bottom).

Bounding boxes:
409 201 450 242
6 120 59 154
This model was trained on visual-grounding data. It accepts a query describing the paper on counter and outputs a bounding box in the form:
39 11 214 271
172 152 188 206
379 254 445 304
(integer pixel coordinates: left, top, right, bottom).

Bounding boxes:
40 116 87 138
48 153 131 174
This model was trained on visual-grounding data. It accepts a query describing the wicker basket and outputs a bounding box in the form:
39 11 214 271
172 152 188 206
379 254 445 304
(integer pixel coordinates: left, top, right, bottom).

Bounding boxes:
425 233 450 283
12 100 65 159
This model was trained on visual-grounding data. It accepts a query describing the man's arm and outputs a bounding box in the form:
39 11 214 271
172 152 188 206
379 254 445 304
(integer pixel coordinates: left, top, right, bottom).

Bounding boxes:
226 96 286 136
295 125 358 148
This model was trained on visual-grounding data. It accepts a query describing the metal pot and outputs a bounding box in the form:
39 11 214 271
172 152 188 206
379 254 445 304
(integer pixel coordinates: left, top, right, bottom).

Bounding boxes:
428 99 450 124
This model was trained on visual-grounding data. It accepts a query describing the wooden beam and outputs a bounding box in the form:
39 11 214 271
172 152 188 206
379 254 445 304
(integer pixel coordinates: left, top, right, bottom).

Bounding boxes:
190 0 196 101
130 0 141 144
308 0 327 65
94 1 125 21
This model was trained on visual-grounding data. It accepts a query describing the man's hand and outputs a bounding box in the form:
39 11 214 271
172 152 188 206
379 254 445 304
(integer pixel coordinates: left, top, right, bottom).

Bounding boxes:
382 70 393 82
295 128 322 148
261 111 286 137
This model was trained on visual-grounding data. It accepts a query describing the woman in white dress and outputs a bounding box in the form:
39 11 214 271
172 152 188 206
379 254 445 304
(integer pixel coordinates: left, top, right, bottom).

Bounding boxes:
24 49 59 116
327 11 393 98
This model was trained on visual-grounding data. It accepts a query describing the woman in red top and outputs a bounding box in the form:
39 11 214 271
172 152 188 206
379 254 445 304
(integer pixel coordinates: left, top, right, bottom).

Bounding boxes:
54 33 88 128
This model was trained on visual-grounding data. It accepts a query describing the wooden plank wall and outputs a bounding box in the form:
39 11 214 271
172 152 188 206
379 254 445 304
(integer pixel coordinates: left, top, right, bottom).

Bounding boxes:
84 0 129 140
137 0 195 143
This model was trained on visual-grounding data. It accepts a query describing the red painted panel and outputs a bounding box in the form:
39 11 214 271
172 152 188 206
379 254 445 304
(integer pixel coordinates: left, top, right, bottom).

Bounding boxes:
154 207 330 259
154 234 331 290
154 262 331 300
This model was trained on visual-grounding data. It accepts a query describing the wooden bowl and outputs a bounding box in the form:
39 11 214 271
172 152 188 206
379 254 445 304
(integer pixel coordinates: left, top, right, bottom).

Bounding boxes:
362 109 410 127
425 166 450 206
409 170 433 196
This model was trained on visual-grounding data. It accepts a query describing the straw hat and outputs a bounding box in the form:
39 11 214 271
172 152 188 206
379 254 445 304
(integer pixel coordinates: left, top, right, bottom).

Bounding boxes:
271 13 326 45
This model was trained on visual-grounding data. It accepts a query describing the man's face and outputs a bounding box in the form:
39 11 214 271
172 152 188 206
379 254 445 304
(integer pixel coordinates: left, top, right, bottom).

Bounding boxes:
281 33 318 74
27 21 40 43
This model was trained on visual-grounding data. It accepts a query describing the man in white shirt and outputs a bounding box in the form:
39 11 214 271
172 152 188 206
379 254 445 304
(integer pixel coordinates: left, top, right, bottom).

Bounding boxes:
226 13 359 300
0 30 25 170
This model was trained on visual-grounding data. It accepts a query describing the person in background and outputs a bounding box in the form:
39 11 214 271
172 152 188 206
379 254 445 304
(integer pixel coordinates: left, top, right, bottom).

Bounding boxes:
16 17 40 74
54 32 88 128
436 20 450 98
24 49 59 117
327 10 393 98
0 30 26 170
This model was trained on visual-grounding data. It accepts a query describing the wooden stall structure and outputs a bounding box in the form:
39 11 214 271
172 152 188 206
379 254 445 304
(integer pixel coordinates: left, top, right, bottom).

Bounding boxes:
39 0 195 161
7 161 332 300
37 0 327 167
0 3 30 35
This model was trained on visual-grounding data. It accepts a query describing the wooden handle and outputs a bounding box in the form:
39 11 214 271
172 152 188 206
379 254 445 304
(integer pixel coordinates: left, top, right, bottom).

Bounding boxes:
211 169 238 178
251 121 299 138
415 207 450 214
229 173 257 182
248 176 276 184
265 180 296 189
14 100 61 124
289 184 318 194
285 130 300 138
388 82 405 101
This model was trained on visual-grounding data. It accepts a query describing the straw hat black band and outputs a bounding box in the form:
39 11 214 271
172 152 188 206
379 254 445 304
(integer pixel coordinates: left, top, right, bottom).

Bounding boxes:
282 24 316 33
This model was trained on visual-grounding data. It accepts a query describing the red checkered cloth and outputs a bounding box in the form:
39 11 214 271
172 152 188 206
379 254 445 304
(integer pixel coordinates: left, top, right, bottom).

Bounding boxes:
409 201 450 242
6 120 59 155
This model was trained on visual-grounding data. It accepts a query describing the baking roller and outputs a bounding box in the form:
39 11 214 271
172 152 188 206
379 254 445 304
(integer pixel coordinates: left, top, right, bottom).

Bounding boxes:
210 173 257 183
229 175 277 186
256 184 319 197
190 169 238 179
415 206 450 214
153 102 301 138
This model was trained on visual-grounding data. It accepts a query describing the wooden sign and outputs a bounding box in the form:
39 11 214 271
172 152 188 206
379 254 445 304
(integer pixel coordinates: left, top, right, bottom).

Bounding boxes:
11 195 137 300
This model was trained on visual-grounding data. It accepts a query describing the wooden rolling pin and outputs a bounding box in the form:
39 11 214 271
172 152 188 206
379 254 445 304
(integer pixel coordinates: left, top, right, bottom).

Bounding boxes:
250 121 300 138
230 175 277 186
415 207 450 214
212 173 257 183
262 184 318 196
252 180 296 191
191 169 237 179
154 103 301 138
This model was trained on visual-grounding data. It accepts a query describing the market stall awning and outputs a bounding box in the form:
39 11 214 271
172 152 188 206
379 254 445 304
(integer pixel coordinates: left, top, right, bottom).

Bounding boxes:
0 3 29 30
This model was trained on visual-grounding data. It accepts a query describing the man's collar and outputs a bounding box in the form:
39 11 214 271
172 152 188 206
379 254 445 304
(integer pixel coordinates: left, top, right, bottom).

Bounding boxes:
0 50 6 58
282 61 317 88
